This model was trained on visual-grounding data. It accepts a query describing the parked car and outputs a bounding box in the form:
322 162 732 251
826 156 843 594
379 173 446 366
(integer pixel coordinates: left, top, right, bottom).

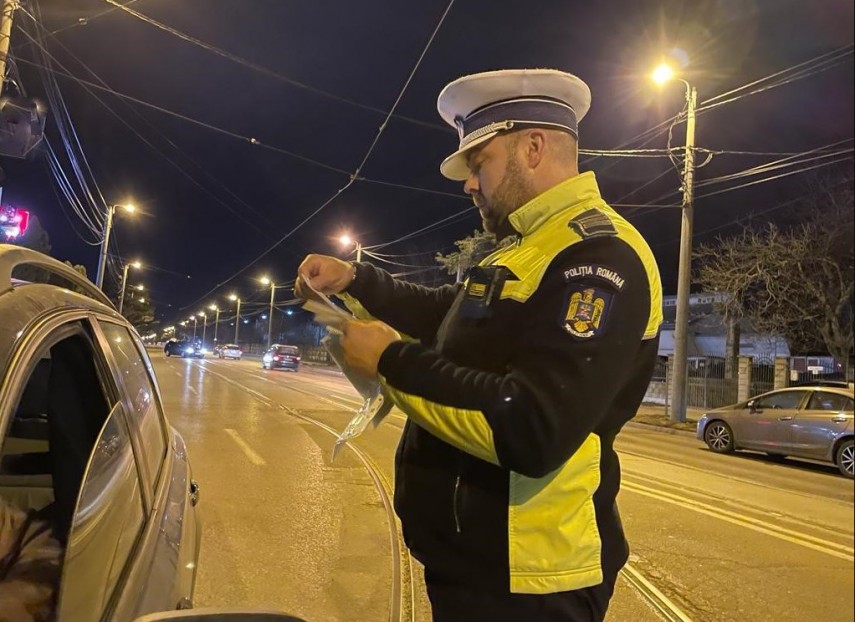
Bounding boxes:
0 245 200 620
262 344 301 371
696 386 854 478
165 339 204 358
217 344 242 360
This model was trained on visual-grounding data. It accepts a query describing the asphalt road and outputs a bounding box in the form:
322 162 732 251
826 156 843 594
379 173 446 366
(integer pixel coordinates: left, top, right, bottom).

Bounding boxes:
150 353 855 622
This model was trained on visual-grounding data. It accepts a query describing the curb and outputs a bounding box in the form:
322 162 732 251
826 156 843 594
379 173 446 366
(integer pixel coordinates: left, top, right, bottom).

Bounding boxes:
625 421 697 438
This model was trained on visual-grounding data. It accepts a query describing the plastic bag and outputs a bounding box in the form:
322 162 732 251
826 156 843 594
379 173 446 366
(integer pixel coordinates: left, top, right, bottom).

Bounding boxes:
321 330 393 460
299 277 392 459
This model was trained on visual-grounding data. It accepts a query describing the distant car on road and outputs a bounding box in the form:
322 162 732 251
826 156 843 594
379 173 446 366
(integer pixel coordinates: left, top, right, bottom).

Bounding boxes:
697 386 854 478
262 344 301 371
164 340 204 358
217 344 242 360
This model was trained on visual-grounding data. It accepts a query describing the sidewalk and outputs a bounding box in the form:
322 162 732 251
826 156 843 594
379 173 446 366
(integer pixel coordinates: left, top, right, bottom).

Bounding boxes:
627 403 703 436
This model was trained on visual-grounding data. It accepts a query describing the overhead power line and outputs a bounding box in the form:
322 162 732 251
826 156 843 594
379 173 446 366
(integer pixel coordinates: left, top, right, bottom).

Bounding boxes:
101 0 447 132
180 0 458 310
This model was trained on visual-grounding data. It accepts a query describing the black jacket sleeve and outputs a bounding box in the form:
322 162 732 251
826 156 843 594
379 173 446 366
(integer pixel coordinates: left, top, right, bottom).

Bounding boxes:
347 262 462 344
377 238 653 478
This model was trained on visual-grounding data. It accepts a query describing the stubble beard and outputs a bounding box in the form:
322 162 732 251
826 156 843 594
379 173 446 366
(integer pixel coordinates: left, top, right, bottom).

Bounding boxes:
480 156 536 239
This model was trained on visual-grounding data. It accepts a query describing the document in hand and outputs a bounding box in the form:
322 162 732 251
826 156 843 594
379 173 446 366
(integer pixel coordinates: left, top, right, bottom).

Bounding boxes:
299 277 393 459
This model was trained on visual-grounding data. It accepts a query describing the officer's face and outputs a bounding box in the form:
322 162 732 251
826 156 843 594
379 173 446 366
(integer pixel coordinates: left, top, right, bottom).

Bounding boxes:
464 134 535 238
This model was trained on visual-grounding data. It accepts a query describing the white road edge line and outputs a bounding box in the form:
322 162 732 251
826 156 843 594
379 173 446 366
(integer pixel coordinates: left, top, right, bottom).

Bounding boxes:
623 481 854 561
224 428 266 466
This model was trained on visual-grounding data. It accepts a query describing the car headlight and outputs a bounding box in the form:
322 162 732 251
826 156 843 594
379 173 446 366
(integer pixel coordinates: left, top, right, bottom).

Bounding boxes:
184 347 194 353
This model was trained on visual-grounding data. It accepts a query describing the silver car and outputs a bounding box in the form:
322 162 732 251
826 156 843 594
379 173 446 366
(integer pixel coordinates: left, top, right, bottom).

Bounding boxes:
697 386 854 478
218 344 242 360
0 245 200 620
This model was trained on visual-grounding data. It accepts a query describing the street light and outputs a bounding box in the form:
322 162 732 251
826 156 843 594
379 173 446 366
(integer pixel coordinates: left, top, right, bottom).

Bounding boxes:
96 202 136 290
653 61 697 424
209 304 220 347
189 315 198 340
118 260 142 315
229 294 241 344
198 311 208 349
339 234 363 262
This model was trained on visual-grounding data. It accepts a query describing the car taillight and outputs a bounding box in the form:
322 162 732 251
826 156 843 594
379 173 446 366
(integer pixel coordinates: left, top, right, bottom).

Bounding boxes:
296 356 301 361
273 356 280 361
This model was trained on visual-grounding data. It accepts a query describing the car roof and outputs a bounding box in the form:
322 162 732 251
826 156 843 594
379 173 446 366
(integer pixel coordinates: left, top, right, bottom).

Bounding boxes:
0 245 124 371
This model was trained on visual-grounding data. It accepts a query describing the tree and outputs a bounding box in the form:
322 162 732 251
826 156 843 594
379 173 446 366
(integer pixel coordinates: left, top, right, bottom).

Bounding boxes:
123 294 157 333
435 230 512 282
695 174 854 367
12 213 51 283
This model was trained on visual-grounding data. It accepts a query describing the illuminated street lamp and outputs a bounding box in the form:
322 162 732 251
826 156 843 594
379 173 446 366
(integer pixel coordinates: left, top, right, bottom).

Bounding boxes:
229 294 241 344
339 234 363 262
209 304 220 346
118 259 142 315
653 61 698 424
96 202 136 290
189 314 198 340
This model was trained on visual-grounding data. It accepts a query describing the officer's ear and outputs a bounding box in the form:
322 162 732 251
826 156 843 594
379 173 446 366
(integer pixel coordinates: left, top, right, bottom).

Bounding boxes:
521 129 547 170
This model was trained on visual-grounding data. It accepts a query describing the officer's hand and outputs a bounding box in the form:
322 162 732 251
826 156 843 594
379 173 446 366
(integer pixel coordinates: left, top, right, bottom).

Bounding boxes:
295 254 355 299
341 320 401 379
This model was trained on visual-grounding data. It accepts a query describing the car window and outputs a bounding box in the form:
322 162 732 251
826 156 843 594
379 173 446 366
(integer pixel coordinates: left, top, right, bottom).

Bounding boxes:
99 322 168 487
754 391 807 410
277 346 299 355
57 403 146 620
806 391 854 411
1 325 119 621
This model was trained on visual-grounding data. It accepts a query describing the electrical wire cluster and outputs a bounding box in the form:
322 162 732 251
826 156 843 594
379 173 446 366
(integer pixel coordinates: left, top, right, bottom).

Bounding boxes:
8 1 853 320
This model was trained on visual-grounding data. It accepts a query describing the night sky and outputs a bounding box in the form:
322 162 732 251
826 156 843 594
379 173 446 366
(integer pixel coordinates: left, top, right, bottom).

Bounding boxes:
3 0 853 327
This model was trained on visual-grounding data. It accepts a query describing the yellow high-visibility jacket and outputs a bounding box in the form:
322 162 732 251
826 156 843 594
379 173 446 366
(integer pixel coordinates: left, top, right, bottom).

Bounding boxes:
350 172 662 594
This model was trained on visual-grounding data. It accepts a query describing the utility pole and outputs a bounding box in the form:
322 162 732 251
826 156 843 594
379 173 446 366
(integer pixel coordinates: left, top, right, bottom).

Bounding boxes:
355 241 363 263
118 263 131 314
96 205 115 290
669 84 697 423
267 284 275 349
233 298 241 344
0 2 15 99
211 306 220 347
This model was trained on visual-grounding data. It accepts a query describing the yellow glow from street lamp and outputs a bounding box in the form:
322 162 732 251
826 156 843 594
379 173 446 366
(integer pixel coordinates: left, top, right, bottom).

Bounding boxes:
138 298 146 304
122 203 136 213
339 234 353 247
652 63 675 85
209 304 218 311
229 294 238 301
136 284 144 291
131 261 142 269
260 276 271 285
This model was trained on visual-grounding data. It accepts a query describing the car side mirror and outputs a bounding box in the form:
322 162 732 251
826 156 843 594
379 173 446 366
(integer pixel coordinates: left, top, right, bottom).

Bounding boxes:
134 610 307 622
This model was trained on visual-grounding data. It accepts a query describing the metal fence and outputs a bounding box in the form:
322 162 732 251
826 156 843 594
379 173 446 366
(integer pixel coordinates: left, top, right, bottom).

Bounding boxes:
643 355 782 411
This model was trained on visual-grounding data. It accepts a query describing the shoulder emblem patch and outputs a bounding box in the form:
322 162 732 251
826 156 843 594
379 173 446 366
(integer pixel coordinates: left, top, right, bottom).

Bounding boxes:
561 285 613 339
568 208 617 239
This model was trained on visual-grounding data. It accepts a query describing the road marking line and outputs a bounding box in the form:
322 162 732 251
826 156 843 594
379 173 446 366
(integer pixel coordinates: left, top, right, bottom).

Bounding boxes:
224 428 266 466
623 480 854 561
187 386 198 396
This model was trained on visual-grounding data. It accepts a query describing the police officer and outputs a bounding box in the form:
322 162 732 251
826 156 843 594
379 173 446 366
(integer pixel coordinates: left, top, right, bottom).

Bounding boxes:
297 69 663 622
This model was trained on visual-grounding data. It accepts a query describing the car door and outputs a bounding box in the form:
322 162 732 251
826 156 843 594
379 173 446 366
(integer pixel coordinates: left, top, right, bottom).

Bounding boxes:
737 390 809 452
791 391 855 459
